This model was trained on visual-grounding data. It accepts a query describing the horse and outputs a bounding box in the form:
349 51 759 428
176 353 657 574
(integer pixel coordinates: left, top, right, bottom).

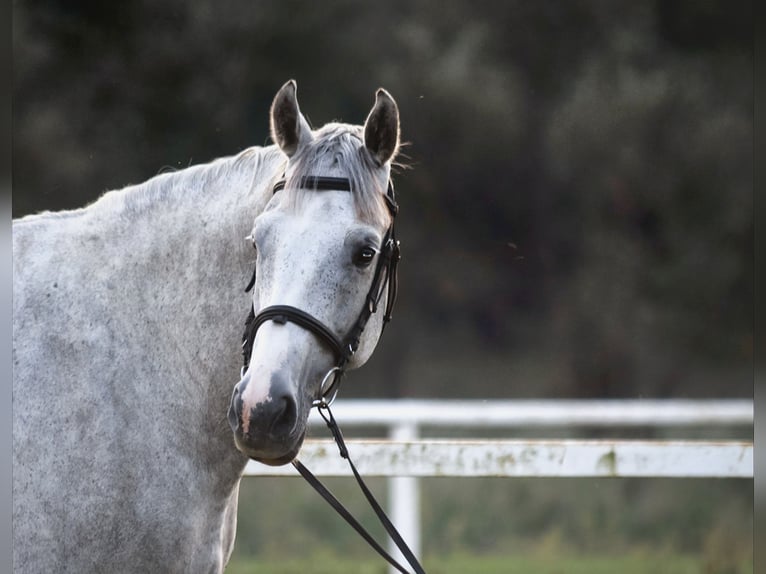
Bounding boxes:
13 80 401 573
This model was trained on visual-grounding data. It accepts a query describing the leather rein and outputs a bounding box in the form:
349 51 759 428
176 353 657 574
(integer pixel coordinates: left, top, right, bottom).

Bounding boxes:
240 175 424 574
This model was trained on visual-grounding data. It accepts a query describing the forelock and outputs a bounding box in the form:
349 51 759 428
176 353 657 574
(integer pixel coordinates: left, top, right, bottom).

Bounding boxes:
282 124 391 228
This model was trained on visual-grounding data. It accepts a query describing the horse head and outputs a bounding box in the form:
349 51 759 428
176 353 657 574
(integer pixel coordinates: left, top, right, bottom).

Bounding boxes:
228 80 400 465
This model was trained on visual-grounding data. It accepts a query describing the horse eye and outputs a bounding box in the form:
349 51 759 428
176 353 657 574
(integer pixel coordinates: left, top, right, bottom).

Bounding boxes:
353 246 376 267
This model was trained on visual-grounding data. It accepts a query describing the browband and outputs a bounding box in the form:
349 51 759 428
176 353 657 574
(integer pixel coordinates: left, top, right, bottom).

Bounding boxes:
272 175 398 218
273 176 352 194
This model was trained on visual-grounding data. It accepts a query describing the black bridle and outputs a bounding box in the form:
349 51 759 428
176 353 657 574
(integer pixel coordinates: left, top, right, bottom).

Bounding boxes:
239 175 424 574
241 174 400 404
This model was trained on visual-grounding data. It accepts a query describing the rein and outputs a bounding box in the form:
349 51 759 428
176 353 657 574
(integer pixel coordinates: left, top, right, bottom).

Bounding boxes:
292 404 425 574
241 175 424 574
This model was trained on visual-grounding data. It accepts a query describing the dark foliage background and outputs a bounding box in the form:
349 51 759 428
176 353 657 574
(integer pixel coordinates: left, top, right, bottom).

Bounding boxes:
13 1 753 568
13 0 752 402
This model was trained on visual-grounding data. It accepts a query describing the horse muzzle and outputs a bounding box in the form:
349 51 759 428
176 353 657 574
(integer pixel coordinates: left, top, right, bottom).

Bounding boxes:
228 371 307 465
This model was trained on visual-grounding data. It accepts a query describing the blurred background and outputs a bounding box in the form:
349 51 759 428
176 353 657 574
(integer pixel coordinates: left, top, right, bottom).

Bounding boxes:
13 1 753 572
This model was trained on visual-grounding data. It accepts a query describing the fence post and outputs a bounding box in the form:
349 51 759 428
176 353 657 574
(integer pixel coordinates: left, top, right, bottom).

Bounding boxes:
388 421 421 574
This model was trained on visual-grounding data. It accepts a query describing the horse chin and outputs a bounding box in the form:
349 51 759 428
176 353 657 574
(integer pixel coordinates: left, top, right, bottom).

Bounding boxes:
252 449 300 467
233 431 306 467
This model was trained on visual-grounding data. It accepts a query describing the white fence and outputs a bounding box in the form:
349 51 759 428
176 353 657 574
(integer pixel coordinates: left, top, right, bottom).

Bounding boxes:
243 399 753 570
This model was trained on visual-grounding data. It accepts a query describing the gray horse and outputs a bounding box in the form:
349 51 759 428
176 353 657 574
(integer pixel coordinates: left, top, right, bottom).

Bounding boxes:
13 80 401 573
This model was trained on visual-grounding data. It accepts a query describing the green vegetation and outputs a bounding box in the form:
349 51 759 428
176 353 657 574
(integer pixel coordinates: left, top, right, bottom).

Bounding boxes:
230 476 753 573
226 551 752 574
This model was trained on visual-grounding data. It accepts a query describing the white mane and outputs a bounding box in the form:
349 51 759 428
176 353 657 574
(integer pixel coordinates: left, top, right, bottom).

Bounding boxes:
16 146 285 224
18 129 388 229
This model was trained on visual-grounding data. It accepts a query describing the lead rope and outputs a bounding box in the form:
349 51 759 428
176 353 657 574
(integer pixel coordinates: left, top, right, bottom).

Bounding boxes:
292 403 426 574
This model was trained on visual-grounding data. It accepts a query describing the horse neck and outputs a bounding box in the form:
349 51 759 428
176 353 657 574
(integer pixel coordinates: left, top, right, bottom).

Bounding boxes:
100 148 281 459
110 149 276 304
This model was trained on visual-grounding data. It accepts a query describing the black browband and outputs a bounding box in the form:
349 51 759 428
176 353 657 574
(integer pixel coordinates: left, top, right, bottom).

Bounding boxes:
272 176 399 217
241 174 400 399
273 175 349 193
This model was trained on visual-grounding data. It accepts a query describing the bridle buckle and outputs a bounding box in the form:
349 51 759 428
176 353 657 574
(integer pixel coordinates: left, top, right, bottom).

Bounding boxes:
312 366 343 408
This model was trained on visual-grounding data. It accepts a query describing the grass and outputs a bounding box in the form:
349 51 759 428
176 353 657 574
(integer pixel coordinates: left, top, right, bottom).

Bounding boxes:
225 551 753 574
231 476 753 574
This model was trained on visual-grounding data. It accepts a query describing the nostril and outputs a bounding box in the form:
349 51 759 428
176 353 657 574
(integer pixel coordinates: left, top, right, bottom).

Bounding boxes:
269 395 297 435
236 372 298 441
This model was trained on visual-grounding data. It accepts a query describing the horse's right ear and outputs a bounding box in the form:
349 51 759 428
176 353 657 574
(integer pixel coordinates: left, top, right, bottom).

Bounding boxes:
270 80 313 157
364 88 400 167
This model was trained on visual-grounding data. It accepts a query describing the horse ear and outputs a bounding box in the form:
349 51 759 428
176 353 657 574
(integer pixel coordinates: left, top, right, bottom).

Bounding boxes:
270 80 312 157
363 88 400 166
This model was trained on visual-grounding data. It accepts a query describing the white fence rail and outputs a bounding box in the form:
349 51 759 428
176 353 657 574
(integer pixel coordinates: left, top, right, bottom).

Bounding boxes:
244 439 753 478
242 399 753 571
303 398 754 428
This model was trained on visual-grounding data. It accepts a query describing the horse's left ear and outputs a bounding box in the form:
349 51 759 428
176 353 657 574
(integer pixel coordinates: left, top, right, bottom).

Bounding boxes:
364 88 400 166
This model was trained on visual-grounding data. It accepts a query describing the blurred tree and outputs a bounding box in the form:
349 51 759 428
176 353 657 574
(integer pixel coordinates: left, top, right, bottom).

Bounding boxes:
13 0 752 399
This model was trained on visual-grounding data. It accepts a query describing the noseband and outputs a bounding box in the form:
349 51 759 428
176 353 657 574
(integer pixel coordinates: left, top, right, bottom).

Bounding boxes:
241 175 401 406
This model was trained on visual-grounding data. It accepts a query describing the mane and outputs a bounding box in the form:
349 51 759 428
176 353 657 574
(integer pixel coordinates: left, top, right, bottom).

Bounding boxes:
15 146 284 224
106 145 284 220
282 123 391 228
15 126 389 228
